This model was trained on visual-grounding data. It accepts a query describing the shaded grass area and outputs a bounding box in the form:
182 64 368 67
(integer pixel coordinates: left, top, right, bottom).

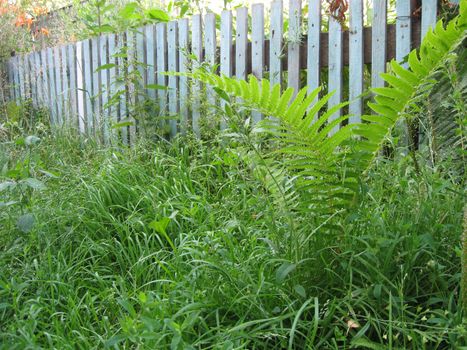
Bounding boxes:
0 131 465 349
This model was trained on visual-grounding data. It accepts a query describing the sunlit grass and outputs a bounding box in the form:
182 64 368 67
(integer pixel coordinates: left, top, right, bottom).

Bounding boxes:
0 130 465 349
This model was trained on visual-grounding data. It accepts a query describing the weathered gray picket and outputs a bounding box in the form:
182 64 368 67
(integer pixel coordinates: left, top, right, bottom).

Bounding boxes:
251 3 264 124
220 10 233 130
371 0 387 91
178 18 189 135
191 14 202 137
288 0 302 97
156 22 167 133
307 0 321 101
167 20 179 137
204 12 217 120
269 0 283 88
349 0 364 123
328 14 343 135
3 0 440 144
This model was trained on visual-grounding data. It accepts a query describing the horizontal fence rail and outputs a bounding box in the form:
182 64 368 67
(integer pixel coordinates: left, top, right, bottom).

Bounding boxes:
1 0 438 144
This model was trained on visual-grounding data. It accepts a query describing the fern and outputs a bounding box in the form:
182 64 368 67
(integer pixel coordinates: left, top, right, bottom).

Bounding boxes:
187 2 466 212
356 3 467 171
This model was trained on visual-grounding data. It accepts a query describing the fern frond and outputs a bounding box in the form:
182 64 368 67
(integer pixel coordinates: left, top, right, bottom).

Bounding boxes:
185 2 466 213
353 2 466 174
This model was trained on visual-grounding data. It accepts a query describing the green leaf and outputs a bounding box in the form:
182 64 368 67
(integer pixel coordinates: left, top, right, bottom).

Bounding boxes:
25 135 41 145
119 2 139 19
116 297 137 317
214 87 230 102
146 84 168 90
149 217 171 235
275 262 296 284
350 338 388 350
17 213 35 233
294 284 306 298
22 178 46 190
111 121 134 129
38 169 60 178
95 63 116 72
96 24 114 33
0 181 15 192
146 8 170 22
0 201 18 208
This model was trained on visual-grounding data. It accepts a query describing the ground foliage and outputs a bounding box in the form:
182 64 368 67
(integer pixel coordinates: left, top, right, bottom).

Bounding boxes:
0 123 465 349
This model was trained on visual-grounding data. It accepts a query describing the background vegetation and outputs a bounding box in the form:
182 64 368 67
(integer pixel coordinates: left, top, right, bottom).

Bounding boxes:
0 0 466 349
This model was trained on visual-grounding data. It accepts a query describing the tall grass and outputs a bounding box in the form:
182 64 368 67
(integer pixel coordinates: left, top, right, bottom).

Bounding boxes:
0 130 465 349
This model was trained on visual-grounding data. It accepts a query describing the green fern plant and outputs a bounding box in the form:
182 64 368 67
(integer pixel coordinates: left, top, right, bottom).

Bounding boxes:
188 2 466 214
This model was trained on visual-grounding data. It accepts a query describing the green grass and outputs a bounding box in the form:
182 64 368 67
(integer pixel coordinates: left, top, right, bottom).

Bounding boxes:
0 129 465 349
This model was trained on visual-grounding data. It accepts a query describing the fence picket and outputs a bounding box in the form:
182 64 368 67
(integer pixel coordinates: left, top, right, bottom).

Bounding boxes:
236 7 248 80
288 0 302 97
76 41 86 133
53 46 63 125
349 0 364 122
191 14 203 137
251 3 264 123
136 29 147 138
34 52 43 108
421 0 437 39
83 40 94 133
7 59 15 101
60 45 69 124
168 21 179 137
136 28 147 94
46 48 58 125
371 0 387 90
178 18 189 135
28 54 37 107
13 56 20 102
270 0 283 88
18 55 26 100
107 34 118 137
40 50 49 113
145 25 156 101
126 30 137 144
67 44 78 128
220 10 233 130
204 12 217 119
307 0 321 100
328 14 343 135
91 37 101 135
396 0 411 66
156 23 168 133
100 35 110 143
116 33 128 144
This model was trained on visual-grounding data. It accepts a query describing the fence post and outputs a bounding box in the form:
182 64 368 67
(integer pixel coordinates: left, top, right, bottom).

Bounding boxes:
288 0 302 97
156 23 168 135
53 46 63 125
421 0 437 39
220 10 233 130
191 14 203 137
204 12 217 124
328 13 343 135
371 0 387 90
251 3 265 124
349 0 364 123
167 20 179 138
76 41 86 134
270 0 283 88
67 44 78 129
307 0 321 104
178 18 190 135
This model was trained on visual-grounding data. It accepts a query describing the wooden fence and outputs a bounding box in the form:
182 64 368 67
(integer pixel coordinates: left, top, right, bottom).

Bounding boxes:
1 0 439 143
